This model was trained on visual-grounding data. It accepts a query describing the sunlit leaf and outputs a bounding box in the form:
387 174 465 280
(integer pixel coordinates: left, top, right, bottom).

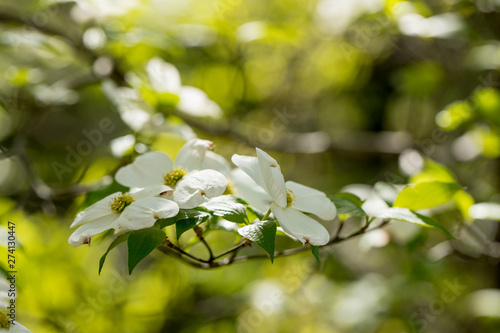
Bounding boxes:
375 207 454 238
394 181 461 210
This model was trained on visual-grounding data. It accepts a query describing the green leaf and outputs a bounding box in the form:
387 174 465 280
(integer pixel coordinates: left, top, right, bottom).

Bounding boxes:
394 181 461 210
99 232 131 275
375 207 454 238
174 209 211 240
238 220 277 262
335 193 364 206
453 190 475 221
310 245 320 261
0 263 8 277
156 217 176 229
175 219 200 240
330 194 366 217
127 228 166 274
210 203 249 224
204 197 249 224
410 159 456 184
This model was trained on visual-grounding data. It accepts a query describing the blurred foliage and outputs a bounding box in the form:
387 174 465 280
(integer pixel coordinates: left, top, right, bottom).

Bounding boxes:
1 0 500 332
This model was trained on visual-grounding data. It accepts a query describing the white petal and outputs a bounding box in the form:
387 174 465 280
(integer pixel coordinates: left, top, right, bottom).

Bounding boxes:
120 108 150 131
68 214 119 246
256 148 287 207
175 139 214 172
286 181 336 220
130 185 173 199
469 202 500 220
110 134 135 157
117 197 179 230
271 203 330 246
6 321 31 333
146 57 181 94
202 151 231 177
174 170 227 209
70 192 119 228
231 154 267 189
115 151 173 188
178 86 223 118
230 168 272 212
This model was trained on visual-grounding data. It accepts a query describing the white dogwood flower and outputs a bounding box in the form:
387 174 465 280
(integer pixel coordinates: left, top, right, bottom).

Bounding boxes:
69 185 179 246
232 148 336 245
115 139 227 209
202 151 273 212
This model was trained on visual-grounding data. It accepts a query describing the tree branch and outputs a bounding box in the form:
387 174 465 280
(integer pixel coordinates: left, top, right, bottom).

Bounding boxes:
157 220 390 269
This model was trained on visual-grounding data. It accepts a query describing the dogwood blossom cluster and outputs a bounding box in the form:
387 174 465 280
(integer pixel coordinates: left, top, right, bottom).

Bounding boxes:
69 139 336 248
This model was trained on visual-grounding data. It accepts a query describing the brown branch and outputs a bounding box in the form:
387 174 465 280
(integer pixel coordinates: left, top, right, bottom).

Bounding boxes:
213 238 250 260
194 227 214 262
157 220 390 269
163 239 210 264
157 245 211 269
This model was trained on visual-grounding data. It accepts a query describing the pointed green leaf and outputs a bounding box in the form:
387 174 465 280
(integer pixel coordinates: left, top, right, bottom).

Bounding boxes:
330 193 366 217
98 232 130 275
127 228 166 274
238 220 277 262
410 159 456 184
204 196 249 224
375 207 454 238
394 181 461 210
310 245 320 261
174 209 211 240
175 219 200 240
156 217 176 229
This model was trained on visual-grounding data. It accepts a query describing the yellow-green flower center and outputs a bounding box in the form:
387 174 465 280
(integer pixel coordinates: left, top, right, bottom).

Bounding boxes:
0 310 10 329
163 167 187 187
109 193 135 214
286 189 295 207
223 180 236 195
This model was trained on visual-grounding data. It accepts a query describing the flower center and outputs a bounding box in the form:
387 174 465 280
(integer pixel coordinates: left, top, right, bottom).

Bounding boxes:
0 310 10 329
109 193 135 214
163 167 187 187
223 180 236 195
286 189 295 207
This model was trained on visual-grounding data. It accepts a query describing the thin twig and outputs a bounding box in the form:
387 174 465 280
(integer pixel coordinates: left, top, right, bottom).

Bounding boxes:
163 239 210 264
157 245 210 269
158 220 390 269
194 227 214 262
213 239 249 260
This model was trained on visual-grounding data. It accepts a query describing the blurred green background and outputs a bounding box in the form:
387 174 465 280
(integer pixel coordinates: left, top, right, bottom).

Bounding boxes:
1 0 500 332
